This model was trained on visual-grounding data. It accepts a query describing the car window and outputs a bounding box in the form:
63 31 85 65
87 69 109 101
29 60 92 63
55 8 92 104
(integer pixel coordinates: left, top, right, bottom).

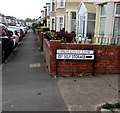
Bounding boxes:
0 27 2 36
15 30 19 36
2 29 7 36
15 29 20 32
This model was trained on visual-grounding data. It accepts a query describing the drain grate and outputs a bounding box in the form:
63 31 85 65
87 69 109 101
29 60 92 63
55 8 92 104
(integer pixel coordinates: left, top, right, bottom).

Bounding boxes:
30 63 41 68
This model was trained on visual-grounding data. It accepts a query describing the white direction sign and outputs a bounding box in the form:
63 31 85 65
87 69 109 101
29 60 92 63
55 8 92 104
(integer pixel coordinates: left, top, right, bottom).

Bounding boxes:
56 49 94 60
57 49 94 54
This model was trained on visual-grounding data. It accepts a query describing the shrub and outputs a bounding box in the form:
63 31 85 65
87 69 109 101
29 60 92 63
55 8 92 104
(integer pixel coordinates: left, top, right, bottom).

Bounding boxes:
32 23 41 30
37 26 41 29
102 102 120 112
110 42 117 45
45 31 57 40
41 26 50 32
45 31 67 43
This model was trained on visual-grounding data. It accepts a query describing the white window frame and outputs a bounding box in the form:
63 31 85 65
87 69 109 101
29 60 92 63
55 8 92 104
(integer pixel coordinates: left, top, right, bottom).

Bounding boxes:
47 19 50 27
99 4 107 36
60 0 64 7
71 12 77 32
47 5 50 16
50 0 56 12
113 3 120 38
66 12 69 32
56 16 64 31
59 17 64 30
115 3 120 16
56 0 65 8
86 12 96 38
87 12 96 22
50 17 55 30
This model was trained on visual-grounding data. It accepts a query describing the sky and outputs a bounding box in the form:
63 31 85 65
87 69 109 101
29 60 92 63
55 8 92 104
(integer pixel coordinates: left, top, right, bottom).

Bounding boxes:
0 0 50 20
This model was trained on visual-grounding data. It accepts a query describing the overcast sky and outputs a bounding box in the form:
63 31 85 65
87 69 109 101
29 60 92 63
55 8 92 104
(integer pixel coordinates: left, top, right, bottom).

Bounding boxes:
0 0 50 20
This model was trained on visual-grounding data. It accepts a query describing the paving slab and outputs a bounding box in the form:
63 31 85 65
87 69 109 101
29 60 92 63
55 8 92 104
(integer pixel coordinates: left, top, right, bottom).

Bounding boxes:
57 74 119 111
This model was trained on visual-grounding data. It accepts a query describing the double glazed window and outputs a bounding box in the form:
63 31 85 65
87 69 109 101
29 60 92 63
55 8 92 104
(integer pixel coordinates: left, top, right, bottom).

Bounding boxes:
66 12 69 31
78 14 85 37
52 18 55 30
71 12 76 32
87 13 96 38
99 4 107 36
113 4 120 38
59 17 64 30
60 0 64 7
57 0 65 8
47 5 50 16
52 2 55 11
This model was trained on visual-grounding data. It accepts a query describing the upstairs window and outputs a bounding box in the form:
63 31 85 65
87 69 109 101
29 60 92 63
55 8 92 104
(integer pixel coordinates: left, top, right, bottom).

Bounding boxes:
47 5 50 16
52 2 55 11
45 9 47 16
49 6 50 11
60 0 64 7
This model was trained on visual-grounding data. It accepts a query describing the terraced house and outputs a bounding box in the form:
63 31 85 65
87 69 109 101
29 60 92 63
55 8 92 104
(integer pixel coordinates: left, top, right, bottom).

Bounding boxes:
49 0 87 32
65 0 84 33
46 3 51 27
42 0 105 32
50 0 56 31
94 0 120 45
40 0 120 45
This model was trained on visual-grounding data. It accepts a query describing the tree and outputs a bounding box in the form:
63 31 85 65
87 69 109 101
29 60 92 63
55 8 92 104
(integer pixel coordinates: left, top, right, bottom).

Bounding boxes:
25 18 32 22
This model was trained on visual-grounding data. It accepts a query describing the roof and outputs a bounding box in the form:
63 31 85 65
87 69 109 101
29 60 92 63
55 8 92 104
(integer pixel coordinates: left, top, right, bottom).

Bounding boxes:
84 2 96 12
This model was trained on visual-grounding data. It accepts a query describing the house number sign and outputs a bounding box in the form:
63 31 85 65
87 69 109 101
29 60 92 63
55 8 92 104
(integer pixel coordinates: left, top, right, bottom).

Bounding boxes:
56 49 94 60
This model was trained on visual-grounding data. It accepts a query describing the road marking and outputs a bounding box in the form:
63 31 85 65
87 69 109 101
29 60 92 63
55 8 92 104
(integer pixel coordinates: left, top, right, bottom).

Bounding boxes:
30 63 41 68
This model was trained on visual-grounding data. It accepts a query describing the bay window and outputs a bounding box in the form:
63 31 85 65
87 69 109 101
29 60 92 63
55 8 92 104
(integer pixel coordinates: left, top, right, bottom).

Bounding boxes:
113 3 120 38
59 17 64 30
52 18 55 30
99 4 107 36
71 12 76 32
87 13 96 39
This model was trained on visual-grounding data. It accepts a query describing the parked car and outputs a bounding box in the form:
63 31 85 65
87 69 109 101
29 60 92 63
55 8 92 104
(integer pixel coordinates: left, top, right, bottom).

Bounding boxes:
7 28 19 46
8 26 24 41
0 24 14 61
17 26 27 34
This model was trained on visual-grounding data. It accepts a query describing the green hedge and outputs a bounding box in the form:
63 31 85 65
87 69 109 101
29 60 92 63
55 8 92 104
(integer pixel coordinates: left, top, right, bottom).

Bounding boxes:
41 26 50 32
32 23 41 30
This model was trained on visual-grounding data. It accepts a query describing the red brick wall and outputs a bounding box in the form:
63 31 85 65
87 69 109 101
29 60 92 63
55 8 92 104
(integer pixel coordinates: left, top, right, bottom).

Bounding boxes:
43 34 51 72
42 34 120 76
34 29 39 41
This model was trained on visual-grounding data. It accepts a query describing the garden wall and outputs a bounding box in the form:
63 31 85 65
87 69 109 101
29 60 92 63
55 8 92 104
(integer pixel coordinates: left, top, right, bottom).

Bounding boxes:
37 31 120 76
